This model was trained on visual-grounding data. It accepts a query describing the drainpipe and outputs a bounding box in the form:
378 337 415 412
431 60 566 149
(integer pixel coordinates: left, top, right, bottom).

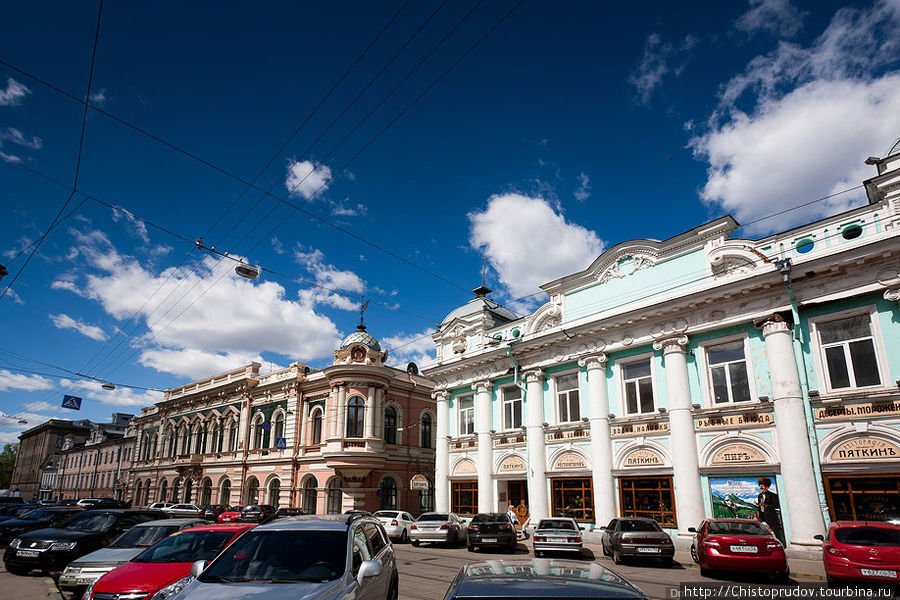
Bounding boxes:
776 258 831 527
505 345 527 393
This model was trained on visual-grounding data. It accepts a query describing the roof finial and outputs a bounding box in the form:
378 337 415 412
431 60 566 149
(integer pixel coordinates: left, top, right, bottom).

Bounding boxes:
359 298 369 330
472 257 492 298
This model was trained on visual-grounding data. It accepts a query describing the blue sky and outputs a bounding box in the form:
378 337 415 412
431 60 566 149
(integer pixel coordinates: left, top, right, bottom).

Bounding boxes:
2 0 899 444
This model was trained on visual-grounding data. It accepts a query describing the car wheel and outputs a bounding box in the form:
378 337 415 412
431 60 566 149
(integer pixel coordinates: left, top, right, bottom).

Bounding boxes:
774 571 790 584
700 567 713 578
387 575 399 600
613 549 623 565
467 544 475 552
690 545 699 563
5 565 30 576
661 557 673 568
508 541 517 554
826 576 839 589
400 529 409 544
535 550 543 558
411 540 420 547
601 543 610 557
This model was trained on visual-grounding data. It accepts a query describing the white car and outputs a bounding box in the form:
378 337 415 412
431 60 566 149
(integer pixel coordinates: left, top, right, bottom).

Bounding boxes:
374 510 416 542
148 502 174 511
163 503 202 517
76 498 103 507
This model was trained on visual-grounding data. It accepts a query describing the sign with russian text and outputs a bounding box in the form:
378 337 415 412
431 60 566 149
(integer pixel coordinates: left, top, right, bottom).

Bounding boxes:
829 438 900 461
553 451 588 471
453 459 477 475
498 455 526 472
611 421 670 437
814 401 900 421
410 474 430 490
710 443 766 465
622 448 665 467
695 412 773 431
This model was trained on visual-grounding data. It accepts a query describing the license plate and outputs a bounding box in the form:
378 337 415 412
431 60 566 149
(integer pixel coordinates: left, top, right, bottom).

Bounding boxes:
483 538 497 543
730 545 757 553
860 569 897 578
17 550 39 558
637 547 660 553
76 578 95 585
549 537 567 543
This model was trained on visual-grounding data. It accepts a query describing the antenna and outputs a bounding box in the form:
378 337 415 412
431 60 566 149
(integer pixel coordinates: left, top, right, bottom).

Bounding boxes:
359 299 370 329
480 255 487 287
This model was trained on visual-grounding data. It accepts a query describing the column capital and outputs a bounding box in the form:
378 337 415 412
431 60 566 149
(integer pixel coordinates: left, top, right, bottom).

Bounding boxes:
652 335 689 354
523 369 543 384
473 380 492 394
759 316 791 337
884 287 900 305
578 353 608 370
432 390 450 403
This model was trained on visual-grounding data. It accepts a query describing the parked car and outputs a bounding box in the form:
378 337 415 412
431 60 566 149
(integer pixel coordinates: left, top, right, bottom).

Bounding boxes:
532 517 584 557
0 507 81 545
442 558 649 600
275 507 305 518
200 505 229 520
0 504 40 523
374 510 415 543
0 497 24 504
240 504 277 522
410 512 466 547
161 514 398 600
76 498 104 507
815 521 900 587
467 513 518 553
600 517 674 566
3 509 158 575
150 502 175 511
689 519 788 581
59 518 206 594
164 504 203 518
217 506 245 523
83 523 254 600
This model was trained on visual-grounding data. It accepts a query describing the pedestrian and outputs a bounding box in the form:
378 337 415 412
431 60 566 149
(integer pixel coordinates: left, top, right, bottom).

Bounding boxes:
757 477 785 544
507 504 519 526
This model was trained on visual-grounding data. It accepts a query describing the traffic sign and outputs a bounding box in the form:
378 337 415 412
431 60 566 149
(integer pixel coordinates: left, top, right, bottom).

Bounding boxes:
61 395 82 410
275 437 287 450
261 421 272 431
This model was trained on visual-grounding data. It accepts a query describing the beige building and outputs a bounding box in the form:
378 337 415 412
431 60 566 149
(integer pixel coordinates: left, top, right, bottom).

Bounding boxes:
11 419 93 500
57 414 136 501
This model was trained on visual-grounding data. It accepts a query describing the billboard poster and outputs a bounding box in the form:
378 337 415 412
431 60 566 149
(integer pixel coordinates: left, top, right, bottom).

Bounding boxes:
709 476 775 519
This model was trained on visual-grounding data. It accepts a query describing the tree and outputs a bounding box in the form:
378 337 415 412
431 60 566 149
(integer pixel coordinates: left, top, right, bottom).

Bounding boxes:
0 443 18 489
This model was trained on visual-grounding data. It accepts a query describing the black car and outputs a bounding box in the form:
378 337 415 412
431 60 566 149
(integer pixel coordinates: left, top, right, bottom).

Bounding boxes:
0 507 81 545
274 507 305 518
3 509 158 575
443 558 649 600
600 517 675 566
467 513 518 553
200 505 229 520
0 504 40 523
239 504 276 522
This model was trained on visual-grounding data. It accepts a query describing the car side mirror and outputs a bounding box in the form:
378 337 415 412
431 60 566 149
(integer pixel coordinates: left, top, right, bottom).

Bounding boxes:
190 560 208 577
598 525 606 530
813 534 824 541
579 526 585 531
357 560 382 585
688 527 697 533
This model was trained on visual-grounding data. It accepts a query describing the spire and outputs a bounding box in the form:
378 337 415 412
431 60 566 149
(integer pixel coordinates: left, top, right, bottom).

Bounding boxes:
358 299 370 330
472 256 492 298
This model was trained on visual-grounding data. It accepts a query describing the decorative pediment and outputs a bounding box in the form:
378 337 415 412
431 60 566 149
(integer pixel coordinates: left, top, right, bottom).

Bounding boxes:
526 300 563 334
706 242 769 278
596 252 658 284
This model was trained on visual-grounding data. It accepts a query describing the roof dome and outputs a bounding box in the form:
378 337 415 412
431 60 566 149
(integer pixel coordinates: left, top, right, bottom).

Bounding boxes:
340 325 381 352
441 286 517 328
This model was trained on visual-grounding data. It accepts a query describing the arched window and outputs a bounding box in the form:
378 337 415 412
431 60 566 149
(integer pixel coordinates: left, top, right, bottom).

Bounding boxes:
326 478 343 514
141 433 150 460
158 479 168 503
134 480 143 506
227 419 238 451
384 406 397 445
418 479 434 514
200 477 212 506
303 477 318 515
379 477 398 510
252 415 265 449
167 428 177 457
171 479 181 503
150 433 159 458
346 397 365 438
311 408 323 445
421 413 433 448
199 424 208 454
219 479 231 505
272 412 285 446
144 479 151 506
268 479 281 508
245 477 259 504
184 479 193 503
178 425 189 455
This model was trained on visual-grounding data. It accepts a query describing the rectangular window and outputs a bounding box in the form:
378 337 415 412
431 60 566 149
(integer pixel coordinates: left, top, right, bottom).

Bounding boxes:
556 373 580 423
622 359 654 415
619 477 676 527
502 387 523 430
825 475 900 521
457 395 475 436
706 340 752 404
451 480 478 516
550 477 594 522
817 315 882 390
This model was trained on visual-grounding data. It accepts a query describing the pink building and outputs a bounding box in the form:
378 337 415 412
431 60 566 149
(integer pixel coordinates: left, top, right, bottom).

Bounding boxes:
57 414 136 501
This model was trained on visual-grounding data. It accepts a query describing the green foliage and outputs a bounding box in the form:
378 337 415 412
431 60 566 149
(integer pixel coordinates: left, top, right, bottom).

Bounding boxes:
0 443 18 489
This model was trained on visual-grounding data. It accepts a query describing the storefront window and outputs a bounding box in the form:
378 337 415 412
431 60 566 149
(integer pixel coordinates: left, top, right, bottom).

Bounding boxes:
826 476 900 521
619 477 676 527
551 477 594 522
451 480 478 515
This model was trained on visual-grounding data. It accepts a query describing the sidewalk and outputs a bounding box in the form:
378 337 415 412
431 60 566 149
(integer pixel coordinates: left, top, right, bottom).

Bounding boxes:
0 563 64 600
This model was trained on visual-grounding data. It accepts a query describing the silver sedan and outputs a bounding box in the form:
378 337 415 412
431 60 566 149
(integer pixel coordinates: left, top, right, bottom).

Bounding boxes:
410 512 466 547
532 517 584 557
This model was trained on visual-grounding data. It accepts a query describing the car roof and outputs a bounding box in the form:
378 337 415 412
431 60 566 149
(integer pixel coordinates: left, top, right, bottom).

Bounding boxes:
830 521 900 529
617 517 657 522
453 559 646 598
182 523 256 533
705 518 762 523
138 518 206 526
253 514 375 531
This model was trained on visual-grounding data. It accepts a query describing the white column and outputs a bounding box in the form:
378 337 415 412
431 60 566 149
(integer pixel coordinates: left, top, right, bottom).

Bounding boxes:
524 369 549 524
376 389 385 438
579 353 616 526
364 387 376 438
761 317 826 547
474 380 495 513
434 391 450 512
299 400 309 450
326 387 338 438
652 335 705 535
337 385 347 438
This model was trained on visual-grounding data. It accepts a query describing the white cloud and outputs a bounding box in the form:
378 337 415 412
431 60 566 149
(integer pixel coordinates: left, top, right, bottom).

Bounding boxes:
285 160 332 200
382 330 436 370
139 348 282 380
110 206 149 243
293 246 366 311
630 33 698 104
0 127 42 149
49 313 109 341
468 194 604 300
574 172 591 202
89 89 107 106
0 150 22 164
0 369 55 392
735 0 806 39
24 400 57 412
270 237 285 255
330 200 367 217
691 0 900 232
0 78 30 106
5 288 24 305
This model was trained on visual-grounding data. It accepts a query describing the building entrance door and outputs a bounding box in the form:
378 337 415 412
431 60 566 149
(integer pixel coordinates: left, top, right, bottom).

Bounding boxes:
507 480 529 527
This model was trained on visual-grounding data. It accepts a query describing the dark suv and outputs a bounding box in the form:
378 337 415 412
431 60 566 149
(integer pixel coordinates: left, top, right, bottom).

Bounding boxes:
239 505 276 522
0 507 81 545
467 513 517 553
4 509 158 574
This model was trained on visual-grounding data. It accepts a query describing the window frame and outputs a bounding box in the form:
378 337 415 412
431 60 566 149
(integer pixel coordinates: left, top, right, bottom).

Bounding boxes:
310 407 324 445
552 369 582 424
616 354 657 416
809 306 890 395
383 405 398 445
457 394 475 437
618 476 677 528
346 396 365 438
500 385 523 431
697 334 758 407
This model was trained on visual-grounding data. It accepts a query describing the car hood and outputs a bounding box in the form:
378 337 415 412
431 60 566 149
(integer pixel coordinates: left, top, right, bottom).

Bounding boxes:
69 547 143 567
174 579 345 600
95 561 193 594
0 518 53 529
19 527 102 542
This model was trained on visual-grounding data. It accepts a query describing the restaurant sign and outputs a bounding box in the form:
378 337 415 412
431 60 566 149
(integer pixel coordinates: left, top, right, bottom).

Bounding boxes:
829 438 900 461
695 412 774 431
814 401 900 421
553 452 588 471
410 473 430 490
710 443 766 465
622 447 665 467
611 421 670 437
498 455 526 473
453 459 477 475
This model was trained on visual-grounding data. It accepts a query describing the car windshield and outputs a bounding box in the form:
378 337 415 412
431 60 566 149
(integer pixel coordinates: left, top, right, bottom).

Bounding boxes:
199 530 347 583
133 530 236 563
112 525 181 547
473 514 507 523
537 519 576 530
418 514 448 522
18 508 61 520
620 520 661 532
835 527 900 547
375 511 399 518
64 512 118 532
707 522 770 536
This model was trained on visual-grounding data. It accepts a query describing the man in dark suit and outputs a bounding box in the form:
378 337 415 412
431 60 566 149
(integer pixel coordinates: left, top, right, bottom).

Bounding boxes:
757 477 785 544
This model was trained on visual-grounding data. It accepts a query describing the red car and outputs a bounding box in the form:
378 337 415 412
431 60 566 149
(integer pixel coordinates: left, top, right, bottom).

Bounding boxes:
816 521 900 587
84 523 254 600
689 518 788 581
217 506 246 523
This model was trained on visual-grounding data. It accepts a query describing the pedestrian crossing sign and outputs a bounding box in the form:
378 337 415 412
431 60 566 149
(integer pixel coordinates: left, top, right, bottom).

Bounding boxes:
275 437 287 450
61 395 83 410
